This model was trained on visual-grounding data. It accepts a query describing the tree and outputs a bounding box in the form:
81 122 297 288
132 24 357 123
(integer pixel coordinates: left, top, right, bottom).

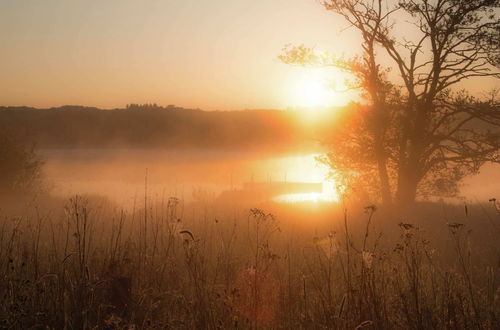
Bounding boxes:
280 0 500 207
0 129 43 197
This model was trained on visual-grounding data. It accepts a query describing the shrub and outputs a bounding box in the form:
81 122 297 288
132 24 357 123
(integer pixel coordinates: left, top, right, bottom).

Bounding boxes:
0 129 43 196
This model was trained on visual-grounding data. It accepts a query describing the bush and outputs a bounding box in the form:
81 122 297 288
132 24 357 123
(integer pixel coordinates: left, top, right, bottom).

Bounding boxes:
0 130 43 196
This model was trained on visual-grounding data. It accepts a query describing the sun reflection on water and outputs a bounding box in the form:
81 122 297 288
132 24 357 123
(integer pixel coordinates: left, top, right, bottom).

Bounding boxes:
273 180 337 203
270 154 338 203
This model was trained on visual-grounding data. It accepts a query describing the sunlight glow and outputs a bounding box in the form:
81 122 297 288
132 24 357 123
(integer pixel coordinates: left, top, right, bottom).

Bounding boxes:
288 68 349 109
299 79 332 107
270 154 339 203
273 181 338 203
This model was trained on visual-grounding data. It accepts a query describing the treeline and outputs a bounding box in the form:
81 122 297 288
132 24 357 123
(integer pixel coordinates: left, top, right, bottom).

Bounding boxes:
0 105 330 151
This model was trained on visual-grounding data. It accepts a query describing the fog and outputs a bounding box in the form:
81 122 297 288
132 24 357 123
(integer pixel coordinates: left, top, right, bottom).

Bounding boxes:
40 149 331 206
40 149 499 207
1 0 499 327
2 112 499 329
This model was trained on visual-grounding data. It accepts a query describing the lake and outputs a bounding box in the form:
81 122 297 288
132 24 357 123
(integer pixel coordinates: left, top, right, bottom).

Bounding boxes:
40 149 499 206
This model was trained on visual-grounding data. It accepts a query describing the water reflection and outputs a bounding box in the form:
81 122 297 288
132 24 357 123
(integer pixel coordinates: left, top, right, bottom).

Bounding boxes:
266 154 338 203
40 149 496 205
273 181 337 203
41 150 337 204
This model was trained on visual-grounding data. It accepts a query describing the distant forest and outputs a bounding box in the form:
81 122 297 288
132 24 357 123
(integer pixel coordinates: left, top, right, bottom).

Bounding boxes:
0 104 332 151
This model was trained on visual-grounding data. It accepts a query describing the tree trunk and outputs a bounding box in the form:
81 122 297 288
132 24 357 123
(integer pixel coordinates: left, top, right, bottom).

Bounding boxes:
394 97 427 210
375 142 392 207
371 100 392 207
395 164 419 210
395 180 418 208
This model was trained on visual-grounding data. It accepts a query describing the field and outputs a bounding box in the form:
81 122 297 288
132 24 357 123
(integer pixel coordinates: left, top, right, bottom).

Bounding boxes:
1 1 499 328
1 192 498 329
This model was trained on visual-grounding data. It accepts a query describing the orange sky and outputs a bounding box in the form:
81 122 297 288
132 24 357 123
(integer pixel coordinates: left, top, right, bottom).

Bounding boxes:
0 0 496 110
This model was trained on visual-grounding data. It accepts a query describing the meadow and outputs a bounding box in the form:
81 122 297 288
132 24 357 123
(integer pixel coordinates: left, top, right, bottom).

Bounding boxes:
1 0 499 328
1 191 498 329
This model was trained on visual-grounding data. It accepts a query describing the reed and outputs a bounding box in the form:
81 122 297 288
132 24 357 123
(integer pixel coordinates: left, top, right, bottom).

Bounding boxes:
0 195 498 329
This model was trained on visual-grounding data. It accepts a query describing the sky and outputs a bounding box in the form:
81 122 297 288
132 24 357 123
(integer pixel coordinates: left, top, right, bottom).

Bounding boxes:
0 0 364 110
0 0 496 110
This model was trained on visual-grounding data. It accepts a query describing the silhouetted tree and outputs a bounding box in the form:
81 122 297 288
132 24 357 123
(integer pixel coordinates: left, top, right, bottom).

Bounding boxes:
0 129 43 197
281 0 500 207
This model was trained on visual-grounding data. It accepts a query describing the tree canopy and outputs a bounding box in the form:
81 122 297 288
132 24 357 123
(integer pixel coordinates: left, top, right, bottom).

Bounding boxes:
281 0 500 206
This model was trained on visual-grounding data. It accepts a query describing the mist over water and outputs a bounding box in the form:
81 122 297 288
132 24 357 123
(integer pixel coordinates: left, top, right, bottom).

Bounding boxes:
1 0 499 327
40 149 328 205
40 149 499 206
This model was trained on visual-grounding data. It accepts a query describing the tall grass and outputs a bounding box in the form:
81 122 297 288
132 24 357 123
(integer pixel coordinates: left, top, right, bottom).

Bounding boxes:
0 195 498 329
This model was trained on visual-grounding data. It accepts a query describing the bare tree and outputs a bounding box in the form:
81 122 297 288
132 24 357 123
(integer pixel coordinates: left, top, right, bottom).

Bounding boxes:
281 0 500 207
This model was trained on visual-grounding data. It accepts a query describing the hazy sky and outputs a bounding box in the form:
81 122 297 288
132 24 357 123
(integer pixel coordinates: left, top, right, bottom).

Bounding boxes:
0 0 365 109
0 0 496 110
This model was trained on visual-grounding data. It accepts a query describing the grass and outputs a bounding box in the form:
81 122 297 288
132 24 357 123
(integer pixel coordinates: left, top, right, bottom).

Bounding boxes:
0 194 498 329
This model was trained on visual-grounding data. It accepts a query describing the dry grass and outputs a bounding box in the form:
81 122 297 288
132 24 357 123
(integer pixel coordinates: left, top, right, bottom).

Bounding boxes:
0 195 498 329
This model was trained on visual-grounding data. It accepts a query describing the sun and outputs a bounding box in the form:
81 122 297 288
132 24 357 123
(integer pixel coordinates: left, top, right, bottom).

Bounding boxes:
300 79 331 107
287 68 350 108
